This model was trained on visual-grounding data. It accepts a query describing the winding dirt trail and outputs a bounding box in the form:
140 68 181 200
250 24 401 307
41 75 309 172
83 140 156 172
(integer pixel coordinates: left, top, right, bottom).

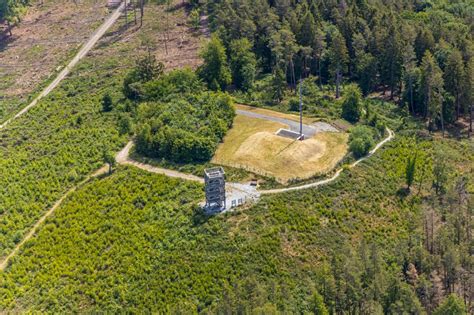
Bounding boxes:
115 128 395 195
0 166 109 271
0 2 125 130
0 128 394 271
116 142 204 183
260 128 395 194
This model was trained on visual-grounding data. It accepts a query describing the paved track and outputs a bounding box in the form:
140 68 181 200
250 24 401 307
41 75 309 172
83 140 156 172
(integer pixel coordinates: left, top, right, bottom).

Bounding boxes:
236 109 339 137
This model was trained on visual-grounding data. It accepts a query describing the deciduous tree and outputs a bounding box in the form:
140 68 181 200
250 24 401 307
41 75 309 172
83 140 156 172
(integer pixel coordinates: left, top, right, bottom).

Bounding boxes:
198 35 232 90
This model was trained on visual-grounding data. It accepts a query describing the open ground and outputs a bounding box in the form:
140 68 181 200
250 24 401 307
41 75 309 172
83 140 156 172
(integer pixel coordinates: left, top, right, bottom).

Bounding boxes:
0 0 110 121
213 108 348 183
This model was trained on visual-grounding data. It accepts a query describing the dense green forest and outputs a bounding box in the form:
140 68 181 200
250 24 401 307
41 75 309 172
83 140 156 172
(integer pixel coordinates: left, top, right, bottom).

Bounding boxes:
192 0 473 135
0 0 472 313
124 63 236 163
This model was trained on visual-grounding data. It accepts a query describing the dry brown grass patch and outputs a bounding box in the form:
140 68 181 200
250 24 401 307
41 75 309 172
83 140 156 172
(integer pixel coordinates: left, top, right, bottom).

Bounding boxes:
213 115 348 183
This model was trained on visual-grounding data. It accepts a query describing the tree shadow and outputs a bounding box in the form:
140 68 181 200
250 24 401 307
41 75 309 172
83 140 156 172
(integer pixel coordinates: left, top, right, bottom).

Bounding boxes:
94 21 140 50
192 208 211 226
396 187 410 199
0 32 17 53
167 1 188 13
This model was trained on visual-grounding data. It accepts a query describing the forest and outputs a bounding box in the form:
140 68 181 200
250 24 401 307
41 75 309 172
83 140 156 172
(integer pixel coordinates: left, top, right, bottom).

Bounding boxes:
0 0 472 313
124 63 236 163
191 0 473 135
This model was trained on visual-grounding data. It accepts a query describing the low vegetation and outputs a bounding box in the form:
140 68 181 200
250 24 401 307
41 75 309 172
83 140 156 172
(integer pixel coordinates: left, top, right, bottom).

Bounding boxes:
0 0 192 258
213 115 348 182
1 134 471 313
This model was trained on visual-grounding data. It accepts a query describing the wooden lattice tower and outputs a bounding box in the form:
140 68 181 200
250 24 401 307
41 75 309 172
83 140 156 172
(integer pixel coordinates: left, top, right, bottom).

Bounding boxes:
204 167 226 210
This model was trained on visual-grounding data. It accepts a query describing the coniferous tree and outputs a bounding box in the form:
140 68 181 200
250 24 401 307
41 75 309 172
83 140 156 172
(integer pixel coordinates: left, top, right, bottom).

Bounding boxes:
101 93 113 112
444 49 464 121
463 58 473 135
405 155 417 191
270 24 299 89
433 294 467 315
352 32 377 95
328 29 348 98
402 45 420 114
378 13 403 99
420 51 445 134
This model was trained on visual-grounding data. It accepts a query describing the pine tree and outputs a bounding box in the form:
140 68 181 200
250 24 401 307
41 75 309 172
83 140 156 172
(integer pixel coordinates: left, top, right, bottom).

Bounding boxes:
378 13 403 99
433 294 467 315
402 45 420 114
101 93 113 112
270 24 299 89
405 155 417 191
444 49 464 121
328 29 349 98
463 58 473 135
420 51 445 134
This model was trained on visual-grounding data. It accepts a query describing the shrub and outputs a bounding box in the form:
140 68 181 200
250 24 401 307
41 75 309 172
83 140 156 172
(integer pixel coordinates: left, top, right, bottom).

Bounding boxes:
342 84 362 123
349 125 374 158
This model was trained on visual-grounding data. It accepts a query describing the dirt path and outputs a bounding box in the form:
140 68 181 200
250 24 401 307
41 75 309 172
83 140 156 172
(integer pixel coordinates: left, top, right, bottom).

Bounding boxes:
116 128 394 195
260 128 395 194
0 165 109 271
116 142 204 183
0 2 125 130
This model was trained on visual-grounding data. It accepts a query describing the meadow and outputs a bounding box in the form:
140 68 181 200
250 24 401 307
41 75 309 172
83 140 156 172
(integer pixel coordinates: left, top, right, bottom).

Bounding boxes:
213 115 348 182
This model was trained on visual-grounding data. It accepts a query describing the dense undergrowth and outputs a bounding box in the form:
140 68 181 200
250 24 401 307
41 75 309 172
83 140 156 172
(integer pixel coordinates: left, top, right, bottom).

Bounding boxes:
0 67 126 257
0 133 471 312
133 69 236 163
0 0 161 257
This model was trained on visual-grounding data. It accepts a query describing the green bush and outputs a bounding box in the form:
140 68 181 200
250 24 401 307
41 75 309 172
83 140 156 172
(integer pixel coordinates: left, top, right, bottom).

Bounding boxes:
349 125 375 158
132 70 235 163
341 84 362 123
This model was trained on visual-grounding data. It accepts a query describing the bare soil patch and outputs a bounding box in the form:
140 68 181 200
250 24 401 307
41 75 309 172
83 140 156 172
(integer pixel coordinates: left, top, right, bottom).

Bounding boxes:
0 0 109 120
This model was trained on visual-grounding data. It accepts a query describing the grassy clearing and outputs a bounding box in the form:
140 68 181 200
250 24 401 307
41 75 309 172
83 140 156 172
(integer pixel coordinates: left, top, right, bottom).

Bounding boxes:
213 115 348 183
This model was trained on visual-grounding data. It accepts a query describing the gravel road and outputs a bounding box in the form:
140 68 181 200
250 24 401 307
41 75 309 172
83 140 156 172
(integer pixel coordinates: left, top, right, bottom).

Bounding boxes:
236 109 339 137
